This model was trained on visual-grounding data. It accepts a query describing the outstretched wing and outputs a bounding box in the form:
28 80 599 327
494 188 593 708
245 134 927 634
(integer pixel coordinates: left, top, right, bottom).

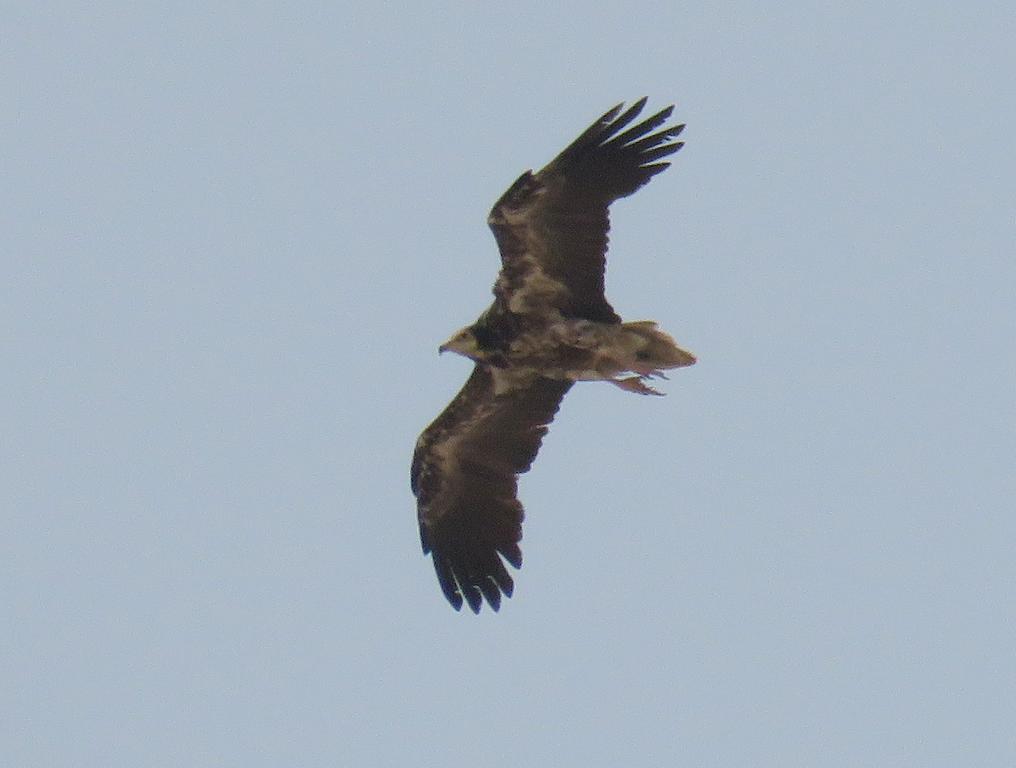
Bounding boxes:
412 366 572 613
488 98 684 324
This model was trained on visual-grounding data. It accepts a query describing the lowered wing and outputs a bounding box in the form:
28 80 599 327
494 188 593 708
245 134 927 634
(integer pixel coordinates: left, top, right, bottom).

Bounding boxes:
412 367 572 613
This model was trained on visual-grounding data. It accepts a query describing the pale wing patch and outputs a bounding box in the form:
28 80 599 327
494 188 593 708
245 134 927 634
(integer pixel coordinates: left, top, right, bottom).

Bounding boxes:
489 366 541 396
504 255 569 314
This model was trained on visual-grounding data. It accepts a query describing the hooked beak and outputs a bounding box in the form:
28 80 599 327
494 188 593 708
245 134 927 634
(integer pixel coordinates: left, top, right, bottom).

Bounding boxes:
438 344 448 354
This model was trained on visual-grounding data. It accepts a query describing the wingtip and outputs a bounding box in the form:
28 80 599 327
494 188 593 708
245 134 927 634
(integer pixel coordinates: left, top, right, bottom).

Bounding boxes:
500 542 523 569
631 98 673 122
603 98 646 121
485 589 502 612
463 585 483 614
598 102 625 125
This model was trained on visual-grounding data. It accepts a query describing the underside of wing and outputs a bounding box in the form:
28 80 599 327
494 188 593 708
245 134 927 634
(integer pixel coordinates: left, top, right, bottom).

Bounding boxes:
412 367 572 613
488 98 685 323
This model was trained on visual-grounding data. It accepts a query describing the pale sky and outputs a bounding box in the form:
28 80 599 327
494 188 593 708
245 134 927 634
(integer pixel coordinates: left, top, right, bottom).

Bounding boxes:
5 3 1015 766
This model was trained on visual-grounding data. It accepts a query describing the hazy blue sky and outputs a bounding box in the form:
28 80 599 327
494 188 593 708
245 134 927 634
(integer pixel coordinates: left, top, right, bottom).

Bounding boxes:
5 3 1015 766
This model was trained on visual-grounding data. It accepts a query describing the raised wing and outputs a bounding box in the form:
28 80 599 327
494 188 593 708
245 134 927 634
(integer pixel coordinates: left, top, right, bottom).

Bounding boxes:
412 367 572 613
488 98 684 324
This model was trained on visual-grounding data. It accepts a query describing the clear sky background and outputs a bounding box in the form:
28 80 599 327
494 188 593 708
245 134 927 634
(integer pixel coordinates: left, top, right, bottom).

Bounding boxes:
4 3 1015 766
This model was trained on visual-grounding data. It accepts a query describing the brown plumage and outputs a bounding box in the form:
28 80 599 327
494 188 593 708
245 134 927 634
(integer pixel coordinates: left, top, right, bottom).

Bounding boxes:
412 99 696 613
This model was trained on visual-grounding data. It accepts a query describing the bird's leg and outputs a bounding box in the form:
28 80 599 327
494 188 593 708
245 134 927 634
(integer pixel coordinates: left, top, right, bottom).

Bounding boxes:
631 362 669 379
612 376 665 396
629 363 670 381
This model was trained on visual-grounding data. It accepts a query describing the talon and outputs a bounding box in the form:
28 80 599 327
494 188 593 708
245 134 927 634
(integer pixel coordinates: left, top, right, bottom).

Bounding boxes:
631 364 668 379
613 376 665 396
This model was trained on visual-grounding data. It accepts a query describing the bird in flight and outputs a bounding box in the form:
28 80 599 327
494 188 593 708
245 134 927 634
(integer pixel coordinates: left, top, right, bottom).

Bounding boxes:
411 99 696 613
